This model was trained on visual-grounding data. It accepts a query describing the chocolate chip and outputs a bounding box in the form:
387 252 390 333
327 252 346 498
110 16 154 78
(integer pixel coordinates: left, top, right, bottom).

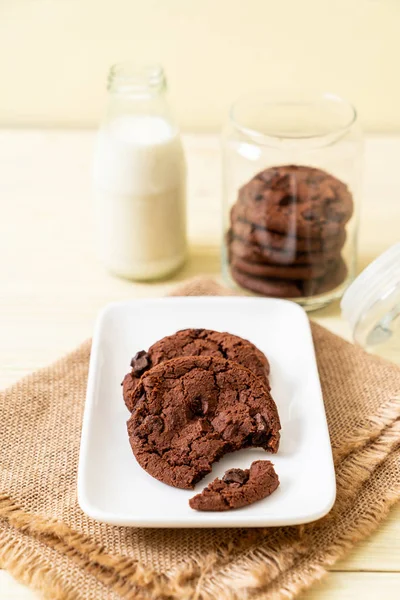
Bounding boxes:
222 422 240 440
190 396 209 416
145 415 164 434
255 414 269 433
255 194 263 201
279 194 296 207
199 419 213 433
302 209 318 221
200 399 209 414
252 432 267 445
130 350 151 377
251 414 270 445
222 469 248 486
274 174 291 189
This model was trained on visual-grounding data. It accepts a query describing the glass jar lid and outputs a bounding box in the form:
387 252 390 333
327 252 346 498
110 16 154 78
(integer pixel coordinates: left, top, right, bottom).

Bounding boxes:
341 243 400 350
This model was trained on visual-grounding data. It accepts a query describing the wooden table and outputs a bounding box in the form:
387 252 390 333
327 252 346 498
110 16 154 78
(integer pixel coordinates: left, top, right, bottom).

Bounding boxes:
0 131 399 599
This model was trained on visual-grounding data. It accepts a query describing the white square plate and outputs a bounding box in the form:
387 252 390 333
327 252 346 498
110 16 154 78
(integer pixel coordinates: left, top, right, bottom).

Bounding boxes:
78 297 335 527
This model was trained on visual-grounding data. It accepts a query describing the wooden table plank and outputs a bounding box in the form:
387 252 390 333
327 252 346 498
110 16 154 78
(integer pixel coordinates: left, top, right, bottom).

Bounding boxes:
333 506 400 571
0 573 39 599
300 572 400 599
2 571 400 600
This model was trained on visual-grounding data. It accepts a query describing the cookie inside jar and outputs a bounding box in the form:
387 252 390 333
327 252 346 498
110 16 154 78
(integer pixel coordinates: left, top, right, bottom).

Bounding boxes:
227 164 353 303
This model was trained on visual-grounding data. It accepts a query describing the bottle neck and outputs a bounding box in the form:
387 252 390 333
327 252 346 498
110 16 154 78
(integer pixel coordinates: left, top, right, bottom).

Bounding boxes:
105 63 174 124
107 63 166 98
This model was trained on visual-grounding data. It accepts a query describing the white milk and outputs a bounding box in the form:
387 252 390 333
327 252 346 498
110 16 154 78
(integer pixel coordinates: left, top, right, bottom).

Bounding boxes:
93 114 187 280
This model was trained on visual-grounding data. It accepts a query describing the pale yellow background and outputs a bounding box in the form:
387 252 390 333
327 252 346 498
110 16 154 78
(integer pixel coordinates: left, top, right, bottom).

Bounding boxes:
1 0 399 131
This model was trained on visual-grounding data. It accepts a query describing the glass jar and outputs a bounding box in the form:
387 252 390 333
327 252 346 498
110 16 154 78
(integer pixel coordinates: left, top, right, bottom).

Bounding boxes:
93 63 187 281
341 244 400 363
222 91 363 311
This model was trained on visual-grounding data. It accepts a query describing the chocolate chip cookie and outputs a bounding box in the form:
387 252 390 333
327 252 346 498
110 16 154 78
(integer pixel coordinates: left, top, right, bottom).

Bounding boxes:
123 328 270 412
230 206 347 253
231 267 303 298
228 234 341 266
230 256 331 279
235 165 354 239
189 460 279 511
127 356 281 489
231 258 347 299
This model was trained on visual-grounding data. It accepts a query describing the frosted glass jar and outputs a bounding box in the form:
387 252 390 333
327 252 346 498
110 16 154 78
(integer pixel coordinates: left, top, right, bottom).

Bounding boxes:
222 92 363 311
341 244 400 363
93 64 187 281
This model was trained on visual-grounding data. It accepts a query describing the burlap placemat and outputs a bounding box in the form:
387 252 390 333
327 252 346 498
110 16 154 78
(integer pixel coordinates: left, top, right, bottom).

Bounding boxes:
1 277 399 600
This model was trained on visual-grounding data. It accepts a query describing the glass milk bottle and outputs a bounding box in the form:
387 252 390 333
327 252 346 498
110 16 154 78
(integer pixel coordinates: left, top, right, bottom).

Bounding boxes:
93 64 187 280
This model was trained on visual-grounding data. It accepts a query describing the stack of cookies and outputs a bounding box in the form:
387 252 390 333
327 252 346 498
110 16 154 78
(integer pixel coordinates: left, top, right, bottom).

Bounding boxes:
227 164 354 298
122 328 281 511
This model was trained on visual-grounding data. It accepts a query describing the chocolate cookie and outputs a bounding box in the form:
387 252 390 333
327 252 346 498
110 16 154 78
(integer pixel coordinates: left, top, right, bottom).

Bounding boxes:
127 356 281 489
189 460 279 511
228 234 341 267
235 165 353 239
231 267 302 298
230 206 347 253
230 256 331 279
231 258 347 298
314 258 348 295
123 328 270 412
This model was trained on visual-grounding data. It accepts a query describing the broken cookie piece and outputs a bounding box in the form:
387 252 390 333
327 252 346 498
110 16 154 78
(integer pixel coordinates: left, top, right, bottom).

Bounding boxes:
189 460 279 511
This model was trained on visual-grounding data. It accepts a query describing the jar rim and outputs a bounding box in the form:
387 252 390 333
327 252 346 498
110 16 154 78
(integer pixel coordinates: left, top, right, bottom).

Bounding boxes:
229 91 357 148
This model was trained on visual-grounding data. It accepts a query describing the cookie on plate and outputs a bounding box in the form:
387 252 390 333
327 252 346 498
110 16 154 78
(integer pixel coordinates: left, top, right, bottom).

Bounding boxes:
189 460 279 511
127 356 281 489
123 328 270 412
